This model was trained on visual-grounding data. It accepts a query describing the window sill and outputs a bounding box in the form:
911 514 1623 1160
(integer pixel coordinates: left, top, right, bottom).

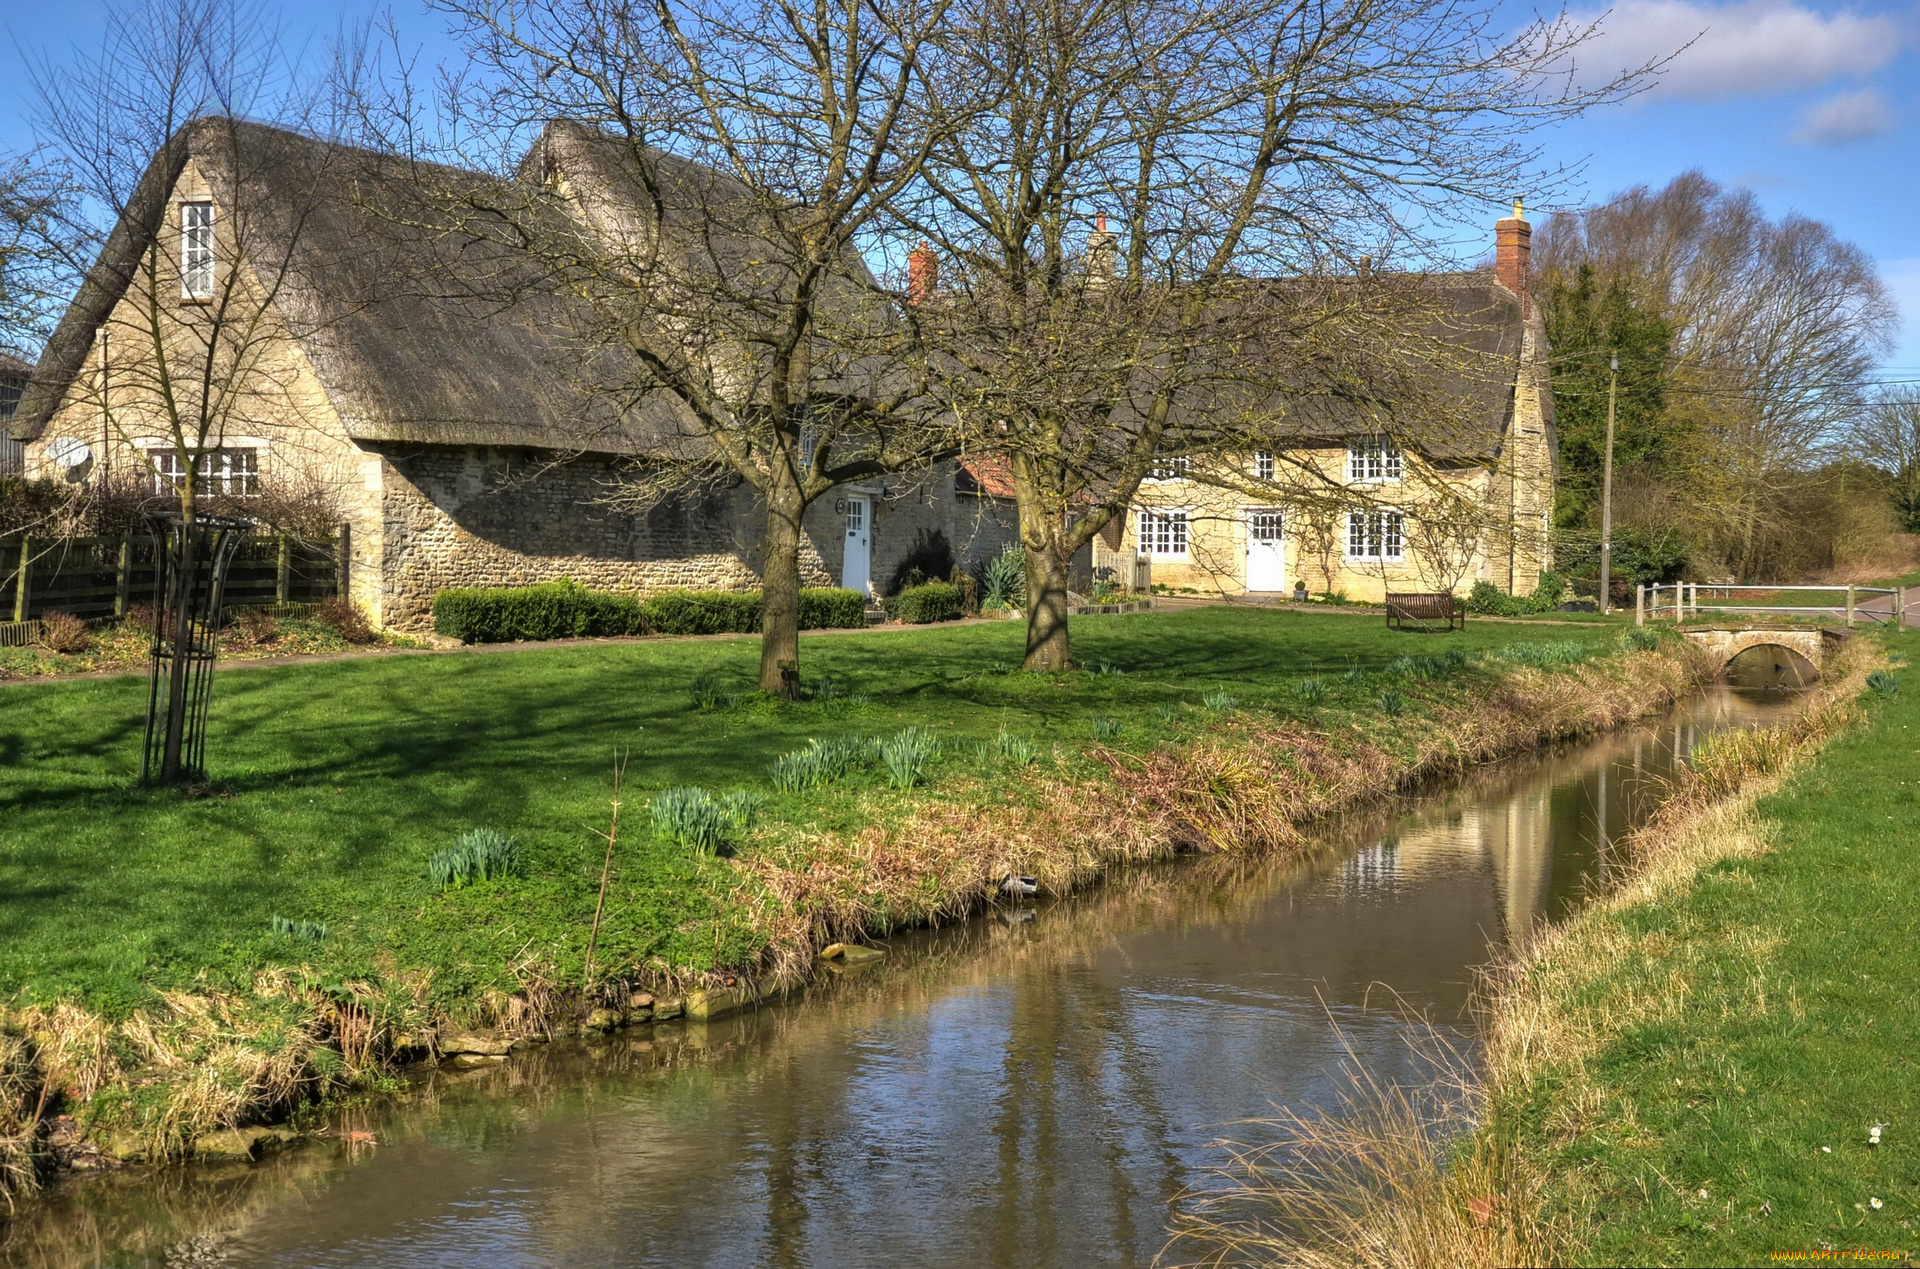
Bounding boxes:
179 296 214 307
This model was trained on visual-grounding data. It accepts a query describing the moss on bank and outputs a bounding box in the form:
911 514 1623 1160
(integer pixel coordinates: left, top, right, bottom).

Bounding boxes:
0 610 1691 1196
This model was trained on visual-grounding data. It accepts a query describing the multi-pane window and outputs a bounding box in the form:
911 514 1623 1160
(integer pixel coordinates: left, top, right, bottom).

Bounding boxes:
1346 509 1404 561
1148 454 1190 481
1138 508 1189 557
1254 449 1274 481
148 447 260 497
1248 509 1283 542
181 202 215 299
1347 437 1402 482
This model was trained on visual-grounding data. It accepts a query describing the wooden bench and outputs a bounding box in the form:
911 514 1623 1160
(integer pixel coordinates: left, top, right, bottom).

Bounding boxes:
1385 591 1463 632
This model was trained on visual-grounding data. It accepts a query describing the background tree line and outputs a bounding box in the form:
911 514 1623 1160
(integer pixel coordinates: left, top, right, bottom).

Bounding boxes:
1536 171 1910 589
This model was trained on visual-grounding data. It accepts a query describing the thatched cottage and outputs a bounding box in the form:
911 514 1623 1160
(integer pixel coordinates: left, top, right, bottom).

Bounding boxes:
9 120 1018 629
11 117 1553 625
1111 213 1556 603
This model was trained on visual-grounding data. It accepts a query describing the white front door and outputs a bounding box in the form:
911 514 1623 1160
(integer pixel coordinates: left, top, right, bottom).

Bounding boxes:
1246 507 1285 592
841 495 871 595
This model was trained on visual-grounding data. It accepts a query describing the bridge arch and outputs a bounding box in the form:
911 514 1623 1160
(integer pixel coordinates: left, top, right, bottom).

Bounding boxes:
1679 627 1826 684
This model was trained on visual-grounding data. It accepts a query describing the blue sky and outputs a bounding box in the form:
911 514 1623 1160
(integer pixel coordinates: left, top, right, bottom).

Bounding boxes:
6 0 1919 370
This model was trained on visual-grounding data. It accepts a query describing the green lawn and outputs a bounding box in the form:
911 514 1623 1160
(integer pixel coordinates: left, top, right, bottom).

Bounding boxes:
0 607 1621 1018
1519 628 1920 1264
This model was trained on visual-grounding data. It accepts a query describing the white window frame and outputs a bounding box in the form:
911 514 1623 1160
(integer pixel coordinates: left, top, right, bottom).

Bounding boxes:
1247 507 1284 543
147 446 260 497
181 201 215 300
1254 449 1274 481
1347 437 1403 483
1138 507 1190 558
1146 454 1191 482
1346 509 1404 562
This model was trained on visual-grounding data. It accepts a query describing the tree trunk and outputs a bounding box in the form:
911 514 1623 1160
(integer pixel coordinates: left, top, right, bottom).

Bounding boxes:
160 518 195 781
760 485 806 698
1023 536 1073 672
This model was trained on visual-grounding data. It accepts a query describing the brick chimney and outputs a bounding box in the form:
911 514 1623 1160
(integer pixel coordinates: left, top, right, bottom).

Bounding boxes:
1496 200 1530 315
908 242 938 306
1087 214 1118 286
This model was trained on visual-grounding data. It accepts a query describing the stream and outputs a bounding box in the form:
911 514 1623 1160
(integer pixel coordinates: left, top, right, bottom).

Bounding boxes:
2 686 1801 1268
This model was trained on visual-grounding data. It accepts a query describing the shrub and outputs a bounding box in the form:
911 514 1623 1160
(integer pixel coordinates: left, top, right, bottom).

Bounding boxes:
427 829 523 889
1377 689 1406 716
270 915 328 943
888 528 956 596
124 603 159 636
1089 579 1117 603
37 611 90 654
1295 677 1327 704
949 570 980 616
894 581 963 624
879 726 940 789
1467 580 1516 616
1091 715 1121 740
1867 670 1901 699
980 543 1026 610
1202 690 1238 712
1467 575 1572 618
798 587 869 630
639 588 759 636
232 607 280 645
770 734 877 791
316 597 378 644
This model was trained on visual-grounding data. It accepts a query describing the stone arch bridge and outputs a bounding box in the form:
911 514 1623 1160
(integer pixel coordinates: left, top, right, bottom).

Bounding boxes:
1681 627 1831 679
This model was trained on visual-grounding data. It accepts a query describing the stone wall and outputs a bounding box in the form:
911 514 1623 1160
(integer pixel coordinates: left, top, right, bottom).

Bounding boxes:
375 446 831 628
372 447 1021 629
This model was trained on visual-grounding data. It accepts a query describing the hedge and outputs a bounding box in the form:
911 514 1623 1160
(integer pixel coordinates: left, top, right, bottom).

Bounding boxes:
431 581 868 644
892 581 963 624
431 580 644 644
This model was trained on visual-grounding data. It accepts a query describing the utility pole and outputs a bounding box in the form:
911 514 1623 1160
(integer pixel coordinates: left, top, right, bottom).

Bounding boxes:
1599 350 1618 615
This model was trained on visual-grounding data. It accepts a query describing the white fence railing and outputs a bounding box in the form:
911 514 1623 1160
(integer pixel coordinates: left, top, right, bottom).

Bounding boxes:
1635 582 1908 628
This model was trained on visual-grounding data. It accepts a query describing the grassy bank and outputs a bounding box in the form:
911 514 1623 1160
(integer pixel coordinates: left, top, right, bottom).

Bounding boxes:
1170 629 1907 1267
0 607 1698 1185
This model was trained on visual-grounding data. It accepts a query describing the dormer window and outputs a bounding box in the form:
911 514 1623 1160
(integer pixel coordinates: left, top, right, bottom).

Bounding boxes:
181 202 215 300
1347 438 1402 483
1148 455 1190 481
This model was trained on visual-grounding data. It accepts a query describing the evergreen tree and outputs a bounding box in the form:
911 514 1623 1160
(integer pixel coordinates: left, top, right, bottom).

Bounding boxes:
1542 264 1675 529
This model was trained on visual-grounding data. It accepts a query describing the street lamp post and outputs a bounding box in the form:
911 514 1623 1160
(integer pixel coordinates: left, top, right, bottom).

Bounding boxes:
1599 351 1619 615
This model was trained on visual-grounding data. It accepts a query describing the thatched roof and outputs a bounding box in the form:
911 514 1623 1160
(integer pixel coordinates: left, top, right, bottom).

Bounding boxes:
1243 276 1553 464
13 118 1547 468
11 119 700 453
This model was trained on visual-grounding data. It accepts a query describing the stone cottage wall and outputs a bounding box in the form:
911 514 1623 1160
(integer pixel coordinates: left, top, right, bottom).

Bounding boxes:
371 448 1021 629
374 446 834 628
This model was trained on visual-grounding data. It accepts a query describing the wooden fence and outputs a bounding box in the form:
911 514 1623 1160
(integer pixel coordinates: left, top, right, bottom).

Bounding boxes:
2 525 348 623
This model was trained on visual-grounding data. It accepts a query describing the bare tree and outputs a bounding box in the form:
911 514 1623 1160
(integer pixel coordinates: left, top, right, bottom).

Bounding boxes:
393 0 966 696
20 0 341 779
0 150 78 360
1853 387 1920 533
900 0 1640 669
1535 173 1896 579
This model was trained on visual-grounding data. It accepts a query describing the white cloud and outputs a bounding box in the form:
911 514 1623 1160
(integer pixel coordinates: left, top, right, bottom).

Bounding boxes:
1791 88 1897 145
1568 1 1903 101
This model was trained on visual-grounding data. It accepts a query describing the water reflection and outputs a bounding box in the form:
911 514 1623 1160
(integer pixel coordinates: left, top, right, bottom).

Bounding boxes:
2 689 1798 1269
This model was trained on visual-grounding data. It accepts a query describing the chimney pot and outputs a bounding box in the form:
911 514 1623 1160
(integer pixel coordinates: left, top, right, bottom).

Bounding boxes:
1496 203 1531 316
907 242 938 306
